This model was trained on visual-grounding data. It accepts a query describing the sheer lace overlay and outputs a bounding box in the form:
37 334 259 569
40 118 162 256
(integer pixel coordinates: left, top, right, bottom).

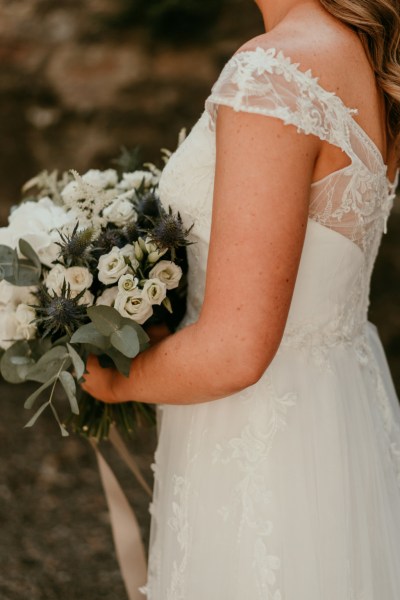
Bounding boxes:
143 47 400 600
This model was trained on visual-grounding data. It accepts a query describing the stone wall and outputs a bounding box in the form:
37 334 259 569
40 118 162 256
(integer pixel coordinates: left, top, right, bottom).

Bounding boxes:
0 0 262 222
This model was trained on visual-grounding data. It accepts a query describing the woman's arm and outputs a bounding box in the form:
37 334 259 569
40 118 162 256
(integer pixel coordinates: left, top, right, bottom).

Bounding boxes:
82 106 321 405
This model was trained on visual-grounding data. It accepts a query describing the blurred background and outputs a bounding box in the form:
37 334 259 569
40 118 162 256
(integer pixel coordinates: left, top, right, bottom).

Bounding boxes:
0 1 399 599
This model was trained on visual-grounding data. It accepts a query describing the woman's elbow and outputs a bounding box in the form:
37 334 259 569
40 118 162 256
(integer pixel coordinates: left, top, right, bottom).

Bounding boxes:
213 340 278 396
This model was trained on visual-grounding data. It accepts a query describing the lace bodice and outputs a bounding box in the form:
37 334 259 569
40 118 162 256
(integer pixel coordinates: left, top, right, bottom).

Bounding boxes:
159 46 399 350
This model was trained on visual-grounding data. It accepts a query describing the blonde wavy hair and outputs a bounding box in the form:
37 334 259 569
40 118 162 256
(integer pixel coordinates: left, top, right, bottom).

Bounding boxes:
320 0 400 164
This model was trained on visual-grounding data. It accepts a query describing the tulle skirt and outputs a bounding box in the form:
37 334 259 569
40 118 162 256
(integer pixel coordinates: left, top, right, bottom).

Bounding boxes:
143 321 400 600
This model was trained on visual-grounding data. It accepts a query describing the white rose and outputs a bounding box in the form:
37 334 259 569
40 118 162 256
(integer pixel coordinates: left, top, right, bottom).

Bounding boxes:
0 281 37 307
118 171 157 191
103 197 137 227
114 290 153 325
0 281 19 306
73 289 95 306
142 278 167 305
15 286 38 306
149 260 182 290
64 267 93 293
35 242 60 268
82 169 118 189
15 303 37 340
97 247 130 285
45 264 67 295
96 287 119 307
119 244 140 271
0 307 20 349
118 274 139 293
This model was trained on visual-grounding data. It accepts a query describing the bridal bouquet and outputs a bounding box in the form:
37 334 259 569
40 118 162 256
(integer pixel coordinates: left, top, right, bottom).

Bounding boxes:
0 147 191 441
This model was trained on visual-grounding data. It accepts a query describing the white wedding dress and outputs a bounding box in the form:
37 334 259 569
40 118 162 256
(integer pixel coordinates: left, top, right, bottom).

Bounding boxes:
142 47 400 599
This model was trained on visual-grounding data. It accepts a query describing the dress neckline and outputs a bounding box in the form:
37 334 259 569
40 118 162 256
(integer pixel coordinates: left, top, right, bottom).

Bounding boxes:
234 46 399 189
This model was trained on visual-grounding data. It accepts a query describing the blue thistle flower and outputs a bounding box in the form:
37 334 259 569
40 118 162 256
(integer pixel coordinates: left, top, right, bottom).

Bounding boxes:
33 281 89 339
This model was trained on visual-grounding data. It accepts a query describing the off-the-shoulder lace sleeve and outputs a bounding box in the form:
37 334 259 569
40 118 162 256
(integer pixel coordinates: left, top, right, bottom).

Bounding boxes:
205 46 357 155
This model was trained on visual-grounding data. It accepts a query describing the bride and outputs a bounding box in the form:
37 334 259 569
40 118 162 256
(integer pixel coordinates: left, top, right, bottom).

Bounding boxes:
82 0 400 598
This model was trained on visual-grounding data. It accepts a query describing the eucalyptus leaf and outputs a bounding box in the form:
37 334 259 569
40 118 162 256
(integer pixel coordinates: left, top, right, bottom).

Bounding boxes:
25 346 70 383
18 238 42 271
0 340 33 383
104 348 132 377
67 343 85 380
110 325 140 358
10 356 33 366
24 400 50 428
0 242 41 286
70 323 110 351
24 376 57 409
50 404 69 437
119 317 150 350
0 245 16 281
59 371 79 415
10 261 41 286
87 305 123 336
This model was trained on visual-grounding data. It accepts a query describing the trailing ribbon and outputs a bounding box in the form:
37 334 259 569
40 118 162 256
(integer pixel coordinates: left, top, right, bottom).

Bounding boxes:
91 427 151 600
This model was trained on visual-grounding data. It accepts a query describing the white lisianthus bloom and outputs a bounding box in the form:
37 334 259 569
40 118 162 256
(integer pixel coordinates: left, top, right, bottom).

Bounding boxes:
119 244 140 271
134 240 144 261
144 237 168 264
103 196 137 227
82 169 118 189
118 274 139 293
118 171 157 191
97 247 130 285
96 286 119 307
149 260 182 290
142 278 167 305
74 289 95 306
0 307 20 349
114 290 153 325
15 303 37 340
64 267 93 293
45 264 67 294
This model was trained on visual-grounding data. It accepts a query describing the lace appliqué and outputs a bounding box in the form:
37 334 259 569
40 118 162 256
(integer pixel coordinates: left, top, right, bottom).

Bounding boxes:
212 375 297 599
166 475 192 600
206 46 357 155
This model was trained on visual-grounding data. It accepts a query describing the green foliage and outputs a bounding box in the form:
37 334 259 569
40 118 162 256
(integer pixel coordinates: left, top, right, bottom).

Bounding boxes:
112 146 142 175
70 306 150 376
0 240 42 286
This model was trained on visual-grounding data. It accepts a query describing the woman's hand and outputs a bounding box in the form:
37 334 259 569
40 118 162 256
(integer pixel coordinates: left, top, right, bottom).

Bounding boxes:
81 354 120 404
81 327 171 404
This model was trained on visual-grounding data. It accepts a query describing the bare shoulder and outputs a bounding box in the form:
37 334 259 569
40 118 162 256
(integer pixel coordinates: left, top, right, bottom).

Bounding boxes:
235 7 369 103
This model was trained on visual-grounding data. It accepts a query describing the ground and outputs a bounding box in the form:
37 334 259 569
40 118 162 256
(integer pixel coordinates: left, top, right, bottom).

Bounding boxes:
0 380 156 600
